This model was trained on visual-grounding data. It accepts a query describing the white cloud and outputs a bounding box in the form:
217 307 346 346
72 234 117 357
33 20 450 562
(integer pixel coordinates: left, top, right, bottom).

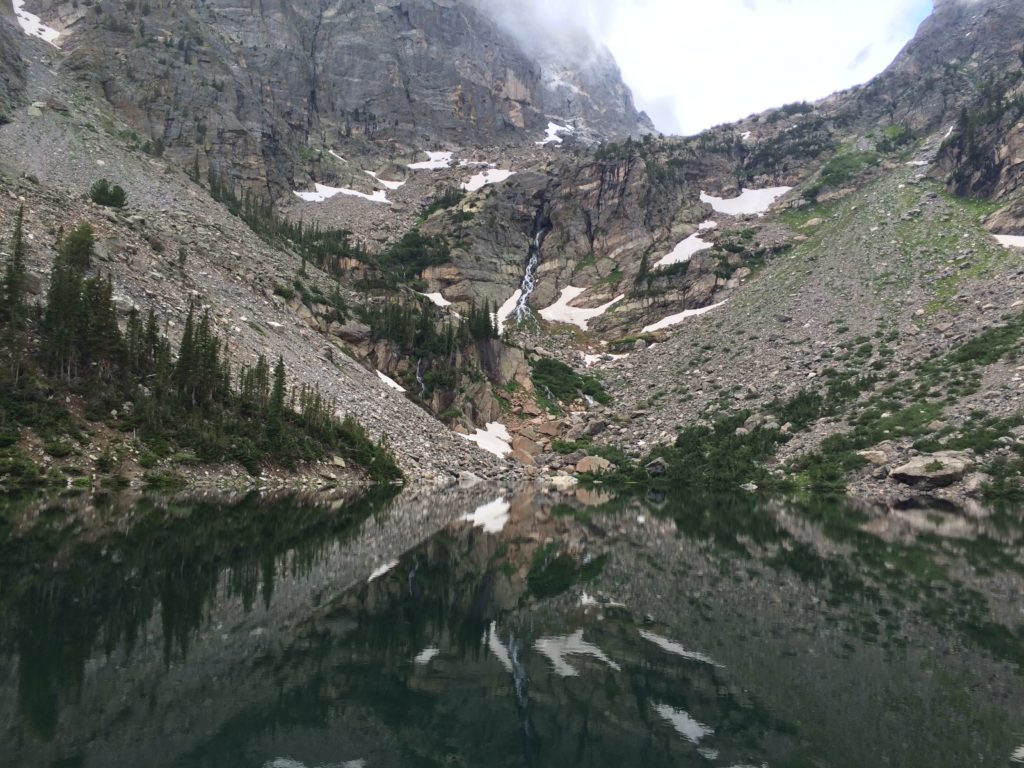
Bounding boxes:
483 0 934 135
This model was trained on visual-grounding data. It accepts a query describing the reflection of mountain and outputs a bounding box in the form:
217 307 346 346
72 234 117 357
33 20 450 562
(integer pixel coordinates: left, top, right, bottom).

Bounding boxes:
0 488 1022 767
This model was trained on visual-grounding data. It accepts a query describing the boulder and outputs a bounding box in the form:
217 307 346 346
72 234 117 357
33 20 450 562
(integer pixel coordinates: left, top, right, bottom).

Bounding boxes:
330 320 371 344
891 451 973 489
576 456 613 475
511 435 542 457
511 449 536 467
644 457 669 478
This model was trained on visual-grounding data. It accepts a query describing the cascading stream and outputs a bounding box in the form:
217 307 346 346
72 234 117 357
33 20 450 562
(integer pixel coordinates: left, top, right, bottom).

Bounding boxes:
512 209 551 322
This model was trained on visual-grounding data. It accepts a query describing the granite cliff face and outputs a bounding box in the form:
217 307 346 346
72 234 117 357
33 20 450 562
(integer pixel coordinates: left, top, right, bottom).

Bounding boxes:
0 9 25 124
31 0 651 195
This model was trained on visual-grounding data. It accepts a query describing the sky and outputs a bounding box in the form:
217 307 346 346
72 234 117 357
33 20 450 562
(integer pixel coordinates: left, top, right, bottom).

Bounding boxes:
494 0 935 136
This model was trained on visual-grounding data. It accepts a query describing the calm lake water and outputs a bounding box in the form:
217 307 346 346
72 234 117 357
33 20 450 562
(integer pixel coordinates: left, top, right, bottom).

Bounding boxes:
0 485 1022 768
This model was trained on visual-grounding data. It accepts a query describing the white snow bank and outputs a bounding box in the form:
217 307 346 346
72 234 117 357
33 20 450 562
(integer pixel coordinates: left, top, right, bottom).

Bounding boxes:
414 647 440 665
639 629 722 667
495 289 523 336
408 151 453 170
994 234 1024 249
461 422 513 457
365 171 406 190
540 286 624 331
655 231 714 268
700 187 791 216
462 497 511 534
376 371 407 392
462 168 515 193
535 629 620 677
368 560 398 581
653 704 714 745
537 122 574 146
13 0 60 46
584 352 629 367
643 300 729 334
420 292 452 308
293 183 390 204
699 221 718 231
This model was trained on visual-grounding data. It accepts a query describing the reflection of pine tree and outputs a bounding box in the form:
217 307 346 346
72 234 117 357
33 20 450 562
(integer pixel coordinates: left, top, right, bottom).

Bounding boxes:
1 207 28 386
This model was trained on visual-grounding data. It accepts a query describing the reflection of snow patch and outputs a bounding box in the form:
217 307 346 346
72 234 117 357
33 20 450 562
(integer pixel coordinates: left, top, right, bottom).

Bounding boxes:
368 561 398 581
365 171 406 190
461 422 513 457
420 292 452 308
487 622 514 672
643 300 729 334
408 151 453 170
13 0 60 46
414 647 440 665
264 760 365 768
462 168 515 192
535 629 620 677
540 286 624 330
995 234 1024 249
376 371 406 392
537 122 574 146
294 183 390 204
655 232 714 268
639 629 722 667
495 290 523 336
462 497 511 534
700 187 791 216
1011 745 1024 764
654 703 714 745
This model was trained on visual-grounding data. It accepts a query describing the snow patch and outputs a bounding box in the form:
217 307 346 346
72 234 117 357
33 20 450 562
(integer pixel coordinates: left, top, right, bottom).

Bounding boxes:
639 629 722 667
462 497 511 534
365 171 406 190
420 292 452 308
700 187 791 216
994 234 1024 249
328 150 347 163
655 231 714 268
537 122 574 146
540 286 624 330
535 629 620 677
643 300 729 334
408 151 453 170
13 0 60 46
654 703 715 745
293 183 390 205
906 160 930 167
414 647 440 665
495 290 523 336
584 353 629 367
368 560 398 582
462 168 516 193
376 371 407 392
461 422 513 457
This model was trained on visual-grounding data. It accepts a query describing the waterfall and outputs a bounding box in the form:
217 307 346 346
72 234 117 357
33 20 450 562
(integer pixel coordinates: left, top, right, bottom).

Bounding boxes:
512 208 551 322
416 358 427 399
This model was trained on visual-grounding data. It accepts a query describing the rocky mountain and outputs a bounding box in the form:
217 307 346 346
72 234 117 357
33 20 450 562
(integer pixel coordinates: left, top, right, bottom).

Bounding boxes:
26 0 651 195
1 0 1023 503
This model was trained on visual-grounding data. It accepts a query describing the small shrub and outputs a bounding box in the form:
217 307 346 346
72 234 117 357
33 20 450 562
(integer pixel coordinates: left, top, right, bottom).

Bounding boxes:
89 178 127 208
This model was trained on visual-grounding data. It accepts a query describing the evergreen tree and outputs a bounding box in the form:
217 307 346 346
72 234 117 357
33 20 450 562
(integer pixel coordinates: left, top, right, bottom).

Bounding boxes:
60 223 95 271
42 251 85 381
2 205 27 326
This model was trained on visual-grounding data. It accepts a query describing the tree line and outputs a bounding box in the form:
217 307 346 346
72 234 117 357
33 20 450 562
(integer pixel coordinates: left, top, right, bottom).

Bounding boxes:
0 208 401 485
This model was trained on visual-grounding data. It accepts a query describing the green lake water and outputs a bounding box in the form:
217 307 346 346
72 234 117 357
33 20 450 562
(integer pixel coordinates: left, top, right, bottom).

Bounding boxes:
0 486 1022 767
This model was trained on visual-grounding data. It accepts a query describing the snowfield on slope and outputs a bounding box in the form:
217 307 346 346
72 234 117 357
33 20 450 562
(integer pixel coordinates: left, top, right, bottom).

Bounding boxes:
540 287 624 330
643 301 729 333
294 183 390 204
700 187 791 216
462 168 515 192
408 151 454 170
13 0 60 46
537 122 574 146
461 422 513 457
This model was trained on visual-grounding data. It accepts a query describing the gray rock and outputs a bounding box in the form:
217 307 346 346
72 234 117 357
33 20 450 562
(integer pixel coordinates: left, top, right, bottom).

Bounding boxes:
891 451 973 489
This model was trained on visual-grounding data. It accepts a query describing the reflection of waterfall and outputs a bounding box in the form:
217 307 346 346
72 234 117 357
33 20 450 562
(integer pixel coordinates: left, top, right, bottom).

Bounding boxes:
509 632 532 738
512 208 551 322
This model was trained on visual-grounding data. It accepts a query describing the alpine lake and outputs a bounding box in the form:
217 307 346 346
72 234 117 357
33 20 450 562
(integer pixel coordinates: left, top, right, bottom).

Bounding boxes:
1 483 1022 768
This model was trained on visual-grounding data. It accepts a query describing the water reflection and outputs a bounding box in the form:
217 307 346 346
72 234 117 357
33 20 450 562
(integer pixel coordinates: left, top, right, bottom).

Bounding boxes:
0 485 1021 768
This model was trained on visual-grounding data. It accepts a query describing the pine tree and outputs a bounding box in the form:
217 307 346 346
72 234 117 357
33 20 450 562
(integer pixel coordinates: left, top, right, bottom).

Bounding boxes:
2 205 27 326
42 251 84 381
